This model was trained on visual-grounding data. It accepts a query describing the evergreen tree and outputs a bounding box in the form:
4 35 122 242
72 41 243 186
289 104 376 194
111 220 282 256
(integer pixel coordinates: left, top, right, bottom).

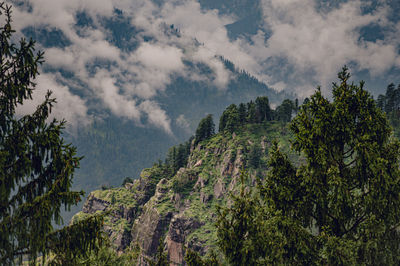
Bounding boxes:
185 248 204 266
376 94 386 110
246 101 256 123
218 110 227 133
147 240 168 266
238 103 247 125
385 83 396 113
248 143 261 168
221 104 240 133
0 3 102 264
216 67 400 265
275 99 294 122
194 114 215 145
185 248 221 266
216 171 260 265
262 67 400 264
294 98 299 114
255 96 271 122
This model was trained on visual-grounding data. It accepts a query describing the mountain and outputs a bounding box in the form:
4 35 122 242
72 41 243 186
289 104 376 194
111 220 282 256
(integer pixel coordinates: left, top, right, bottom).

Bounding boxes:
61 62 289 224
21 9 290 225
72 116 296 264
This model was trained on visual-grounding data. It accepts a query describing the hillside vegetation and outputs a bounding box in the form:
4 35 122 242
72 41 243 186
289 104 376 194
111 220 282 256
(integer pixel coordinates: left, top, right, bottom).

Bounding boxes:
73 69 400 265
72 96 296 264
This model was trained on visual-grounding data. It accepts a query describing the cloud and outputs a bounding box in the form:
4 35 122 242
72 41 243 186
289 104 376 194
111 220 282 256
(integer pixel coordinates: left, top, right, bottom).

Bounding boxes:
8 0 243 133
9 0 400 132
16 73 90 129
139 100 172 134
176 114 191 133
256 0 400 95
136 43 184 71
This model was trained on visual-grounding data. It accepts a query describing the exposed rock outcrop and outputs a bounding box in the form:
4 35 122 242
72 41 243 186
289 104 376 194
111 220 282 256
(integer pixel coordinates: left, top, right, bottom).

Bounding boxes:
82 194 110 213
166 217 203 265
74 123 290 265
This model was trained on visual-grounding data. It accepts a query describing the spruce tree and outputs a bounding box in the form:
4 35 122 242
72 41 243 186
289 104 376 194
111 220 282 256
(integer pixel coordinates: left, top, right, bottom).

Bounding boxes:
238 103 247 125
0 3 102 264
194 114 215 145
216 67 400 264
275 99 294 122
262 67 400 264
385 83 396 113
246 101 256 123
255 96 271 122
216 171 260 265
221 104 239 133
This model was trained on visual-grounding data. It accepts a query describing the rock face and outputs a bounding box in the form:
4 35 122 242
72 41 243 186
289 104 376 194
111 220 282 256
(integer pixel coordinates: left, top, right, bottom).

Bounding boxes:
131 179 174 258
166 217 203 265
76 123 291 265
132 207 173 256
82 194 110 213
82 192 137 251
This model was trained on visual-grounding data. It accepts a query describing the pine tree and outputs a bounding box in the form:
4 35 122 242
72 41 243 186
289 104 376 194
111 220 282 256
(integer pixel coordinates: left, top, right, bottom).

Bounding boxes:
194 114 215 145
262 66 400 264
216 171 260 265
376 94 386 110
216 67 400 265
275 99 294 122
385 83 396 113
220 104 240 133
238 103 247 125
255 96 271 122
246 101 256 123
0 3 102 264
248 143 261 168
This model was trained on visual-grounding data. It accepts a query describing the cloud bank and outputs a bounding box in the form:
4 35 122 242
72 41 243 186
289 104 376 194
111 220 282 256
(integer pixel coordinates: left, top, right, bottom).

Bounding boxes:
9 0 400 132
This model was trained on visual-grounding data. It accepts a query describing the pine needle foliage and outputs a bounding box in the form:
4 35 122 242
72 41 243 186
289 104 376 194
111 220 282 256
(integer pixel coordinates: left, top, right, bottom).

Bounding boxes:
216 67 400 265
0 3 102 264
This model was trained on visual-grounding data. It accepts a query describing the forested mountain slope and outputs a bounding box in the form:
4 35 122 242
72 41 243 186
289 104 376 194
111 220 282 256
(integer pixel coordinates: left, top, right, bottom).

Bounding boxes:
62 64 288 224
74 75 400 264
72 97 296 264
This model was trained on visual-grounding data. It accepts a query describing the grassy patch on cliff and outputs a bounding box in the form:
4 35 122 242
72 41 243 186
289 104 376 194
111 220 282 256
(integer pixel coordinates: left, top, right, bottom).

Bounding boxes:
92 187 137 207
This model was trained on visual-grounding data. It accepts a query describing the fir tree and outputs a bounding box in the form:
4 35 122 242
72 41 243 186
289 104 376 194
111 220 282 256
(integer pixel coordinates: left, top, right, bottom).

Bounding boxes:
0 3 102 264
248 143 261 168
220 104 240 133
275 99 294 122
194 114 215 145
216 67 400 264
262 66 400 264
238 103 247 125
246 101 256 123
255 96 271 122
385 83 396 113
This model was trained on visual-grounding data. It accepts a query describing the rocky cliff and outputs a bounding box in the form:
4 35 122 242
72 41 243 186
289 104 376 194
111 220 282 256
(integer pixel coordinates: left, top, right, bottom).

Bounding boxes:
73 122 293 264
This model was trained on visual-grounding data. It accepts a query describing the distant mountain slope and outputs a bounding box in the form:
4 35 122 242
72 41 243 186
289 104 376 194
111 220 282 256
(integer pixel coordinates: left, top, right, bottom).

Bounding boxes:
20 1 290 224
72 119 295 264
60 62 288 224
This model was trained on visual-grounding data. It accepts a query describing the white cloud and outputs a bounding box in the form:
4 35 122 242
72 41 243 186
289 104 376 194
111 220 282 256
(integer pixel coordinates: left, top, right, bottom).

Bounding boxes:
9 0 241 133
16 73 89 129
88 70 141 121
257 0 400 95
139 100 172 134
9 0 400 132
136 43 184 71
176 114 190 131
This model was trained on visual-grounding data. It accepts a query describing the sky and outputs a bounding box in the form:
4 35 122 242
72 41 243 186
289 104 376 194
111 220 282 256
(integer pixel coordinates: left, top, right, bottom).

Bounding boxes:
8 0 400 133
